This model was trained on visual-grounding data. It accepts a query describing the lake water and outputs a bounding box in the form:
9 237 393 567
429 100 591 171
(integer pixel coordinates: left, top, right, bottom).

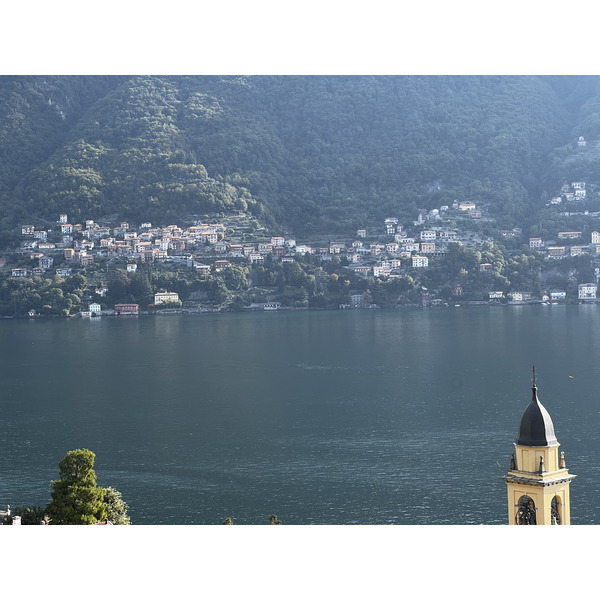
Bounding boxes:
1 305 599 525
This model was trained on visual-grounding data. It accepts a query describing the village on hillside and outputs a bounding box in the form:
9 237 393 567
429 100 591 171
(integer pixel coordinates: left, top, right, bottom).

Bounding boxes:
4 170 600 315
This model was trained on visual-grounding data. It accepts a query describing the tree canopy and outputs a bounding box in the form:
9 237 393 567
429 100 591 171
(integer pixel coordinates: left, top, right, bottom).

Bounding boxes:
102 486 131 525
45 449 107 525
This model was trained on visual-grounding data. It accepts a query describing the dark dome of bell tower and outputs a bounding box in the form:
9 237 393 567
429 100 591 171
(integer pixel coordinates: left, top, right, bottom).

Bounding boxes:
516 383 558 447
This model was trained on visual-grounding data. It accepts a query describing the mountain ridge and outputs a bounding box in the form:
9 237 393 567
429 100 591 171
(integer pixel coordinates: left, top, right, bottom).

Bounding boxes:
1 75 599 240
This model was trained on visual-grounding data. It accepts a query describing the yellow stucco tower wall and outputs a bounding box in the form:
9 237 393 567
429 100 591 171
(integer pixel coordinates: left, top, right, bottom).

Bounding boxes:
504 377 575 525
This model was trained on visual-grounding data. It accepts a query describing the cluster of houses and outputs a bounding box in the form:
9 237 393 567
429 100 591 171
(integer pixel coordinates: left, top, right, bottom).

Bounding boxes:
345 202 492 278
12 209 476 285
528 229 600 261
9 188 600 312
483 284 597 304
30 292 181 319
546 178 589 207
16 215 226 277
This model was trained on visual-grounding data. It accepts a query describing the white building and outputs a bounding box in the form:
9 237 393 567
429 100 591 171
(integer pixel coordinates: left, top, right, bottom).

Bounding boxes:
412 256 429 268
350 294 367 308
39 256 54 269
529 238 543 249
295 245 312 256
373 266 391 278
89 302 102 315
154 292 181 305
249 252 264 264
578 283 597 300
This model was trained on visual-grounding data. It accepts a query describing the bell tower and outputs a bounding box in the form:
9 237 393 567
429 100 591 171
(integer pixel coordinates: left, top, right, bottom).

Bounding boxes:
503 368 576 525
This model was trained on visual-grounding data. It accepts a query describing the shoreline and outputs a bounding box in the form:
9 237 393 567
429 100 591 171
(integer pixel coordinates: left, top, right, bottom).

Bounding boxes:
10 299 600 320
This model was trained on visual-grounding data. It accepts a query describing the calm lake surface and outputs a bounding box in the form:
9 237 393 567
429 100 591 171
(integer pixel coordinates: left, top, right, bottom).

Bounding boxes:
1 305 599 525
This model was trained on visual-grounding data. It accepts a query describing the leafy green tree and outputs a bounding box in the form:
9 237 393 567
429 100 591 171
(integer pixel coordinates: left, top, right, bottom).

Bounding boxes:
102 486 131 525
221 264 249 291
107 268 131 303
208 278 230 305
129 270 154 306
62 273 87 294
308 293 327 308
229 295 246 311
45 449 107 525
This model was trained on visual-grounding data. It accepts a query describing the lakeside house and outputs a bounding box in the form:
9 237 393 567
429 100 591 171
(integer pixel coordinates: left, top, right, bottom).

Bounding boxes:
115 303 139 315
154 292 181 305
509 291 533 302
87 302 101 316
550 290 567 301
578 283 597 300
246 302 282 311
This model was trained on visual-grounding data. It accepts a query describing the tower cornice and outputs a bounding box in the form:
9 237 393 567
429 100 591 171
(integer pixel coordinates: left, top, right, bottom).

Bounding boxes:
503 472 576 488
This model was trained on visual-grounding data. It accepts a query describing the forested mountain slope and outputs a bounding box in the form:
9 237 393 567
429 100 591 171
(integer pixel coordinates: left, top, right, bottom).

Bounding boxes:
1 75 600 239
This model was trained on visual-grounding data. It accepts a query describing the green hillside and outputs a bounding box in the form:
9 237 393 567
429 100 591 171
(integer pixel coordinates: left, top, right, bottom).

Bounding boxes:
1 75 600 240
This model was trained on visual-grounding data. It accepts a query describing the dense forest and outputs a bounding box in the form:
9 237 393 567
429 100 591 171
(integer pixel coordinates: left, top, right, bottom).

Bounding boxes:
2 75 600 240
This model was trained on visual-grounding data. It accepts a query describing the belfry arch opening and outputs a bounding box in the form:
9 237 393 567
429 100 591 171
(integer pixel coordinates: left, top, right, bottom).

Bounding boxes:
516 495 537 525
551 495 562 525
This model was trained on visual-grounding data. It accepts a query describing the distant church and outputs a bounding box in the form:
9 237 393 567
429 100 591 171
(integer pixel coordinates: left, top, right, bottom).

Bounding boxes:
503 369 576 524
